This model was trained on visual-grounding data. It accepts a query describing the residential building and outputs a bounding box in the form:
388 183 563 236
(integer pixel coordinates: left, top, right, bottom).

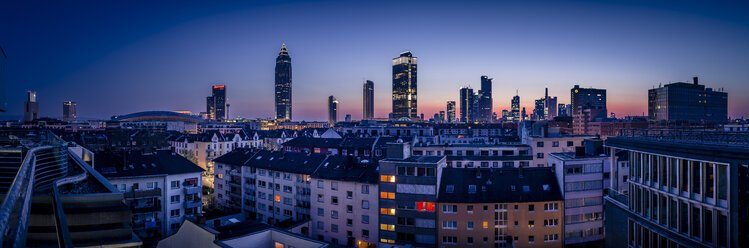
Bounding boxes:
276 44 292 121
169 130 250 187
63 100 76 122
213 148 259 212
437 167 564 247
604 130 749 248
281 136 342 155
392 51 418 120
309 157 379 247
158 219 329 248
364 80 374 120
378 142 445 247
648 76 728 124
413 143 532 169
96 150 205 240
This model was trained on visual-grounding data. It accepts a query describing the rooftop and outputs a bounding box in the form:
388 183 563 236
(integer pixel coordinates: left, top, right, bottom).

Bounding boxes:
95 149 205 178
245 150 327 175
438 167 563 203
311 156 378 184
381 155 444 164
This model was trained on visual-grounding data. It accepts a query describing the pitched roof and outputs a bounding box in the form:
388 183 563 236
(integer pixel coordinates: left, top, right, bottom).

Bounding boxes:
339 136 377 149
95 150 205 178
244 150 327 175
282 136 341 148
311 156 378 184
213 148 258 166
437 167 563 203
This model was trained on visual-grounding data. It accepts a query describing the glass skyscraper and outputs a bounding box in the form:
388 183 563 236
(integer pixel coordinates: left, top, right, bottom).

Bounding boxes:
647 77 727 124
392 51 417 120
459 87 475 123
363 80 374 120
571 85 607 120
328 95 338 124
477 75 493 122
275 44 292 121
511 95 520 122
446 101 456 123
206 85 227 120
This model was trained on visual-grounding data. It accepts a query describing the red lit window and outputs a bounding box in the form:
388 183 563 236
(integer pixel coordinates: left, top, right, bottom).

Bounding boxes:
417 202 435 212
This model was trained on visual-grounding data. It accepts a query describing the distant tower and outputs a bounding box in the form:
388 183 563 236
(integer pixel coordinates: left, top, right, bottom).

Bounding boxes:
477 76 493 122
328 96 338 124
439 111 446 123
275 44 292 121
446 101 456 123
459 87 475 123
62 101 77 122
23 91 38 122
0 46 6 112
511 94 520 122
206 85 227 120
392 51 417 120
363 80 374 120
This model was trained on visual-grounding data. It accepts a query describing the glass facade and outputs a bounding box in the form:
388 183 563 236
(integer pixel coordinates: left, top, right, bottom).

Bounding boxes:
275 44 292 121
647 79 728 124
392 52 417 120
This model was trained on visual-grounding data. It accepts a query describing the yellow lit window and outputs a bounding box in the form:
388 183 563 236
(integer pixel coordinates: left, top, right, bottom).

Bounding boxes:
380 224 395 231
380 192 395 199
380 175 396 183
275 195 281 202
483 221 488 229
380 239 395 244
380 208 395 215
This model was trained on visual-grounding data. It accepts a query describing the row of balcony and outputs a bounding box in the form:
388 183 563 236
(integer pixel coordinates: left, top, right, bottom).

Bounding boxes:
183 199 201 209
123 188 162 199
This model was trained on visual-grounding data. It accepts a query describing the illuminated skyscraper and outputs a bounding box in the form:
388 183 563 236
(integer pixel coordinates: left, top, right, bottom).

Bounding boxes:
459 87 476 123
533 98 545 120
446 101 456 123
363 80 374 120
439 111 446 123
571 85 607 120
206 85 227 120
275 44 292 121
544 87 558 120
477 76 493 122
392 51 417 120
511 94 520 122
62 101 76 122
328 95 338 124
23 91 38 122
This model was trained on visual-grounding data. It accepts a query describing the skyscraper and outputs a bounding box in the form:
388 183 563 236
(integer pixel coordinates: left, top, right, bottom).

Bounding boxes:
363 80 374 120
0 45 6 112
533 98 545 120
544 87 558 120
328 95 338 124
439 111 445 123
446 101 456 123
511 94 520 122
459 87 475 123
206 85 227 121
62 101 76 122
558 103 568 116
477 76 493 122
571 85 607 121
392 51 417 120
275 44 292 121
23 91 38 122
647 77 727 124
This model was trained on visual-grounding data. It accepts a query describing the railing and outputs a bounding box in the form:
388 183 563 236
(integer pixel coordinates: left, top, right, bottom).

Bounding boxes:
183 185 201 194
183 199 202 209
618 128 749 146
123 188 162 199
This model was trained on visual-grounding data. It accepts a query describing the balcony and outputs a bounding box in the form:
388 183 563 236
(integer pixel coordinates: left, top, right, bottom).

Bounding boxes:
244 184 255 191
294 194 310 202
228 180 241 188
123 188 162 199
132 202 161 213
132 220 161 233
229 169 241 177
183 199 202 209
183 185 201 194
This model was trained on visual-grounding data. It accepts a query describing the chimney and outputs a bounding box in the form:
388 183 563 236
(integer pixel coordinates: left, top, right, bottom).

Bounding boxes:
693 76 699 85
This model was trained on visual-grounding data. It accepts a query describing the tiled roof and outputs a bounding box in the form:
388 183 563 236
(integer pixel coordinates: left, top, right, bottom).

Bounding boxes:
213 148 258 166
244 150 327 175
95 150 204 178
282 136 341 148
311 156 378 184
438 167 563 203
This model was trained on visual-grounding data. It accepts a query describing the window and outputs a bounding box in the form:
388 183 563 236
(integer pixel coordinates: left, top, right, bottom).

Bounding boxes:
346 191 353 199
274 195 281 202
331 210 338 219
442 236 457 244
467 237 474 245
528 236 535 244
537 153 544 159
362 215 370 224
362 185 370 194
528 204 535 212
317 221 324 230
170 209 180 217
544 219 559 227
446 185 454 193
283 186 293 193
467 221 474 230
362 200 369 209
567 141 574 147
332 224 339 233
442 205 457 213
544 234 559 242
380 175 395 183
347 205 353 213
398 217 415 226
482 221 488 228
170 195 180 203
362 229 369 238
467 205 474 214
331 196 338 205
380 192 395 199
442 221 457 229
317 208 324 216
170 180 180 189
331 182 338 191
317 194 324 202
537 141 544 147
468 185 477 194
380 224 395 231
552 141 559 147
544 203 559 211
380 208 395 215
528 220 535 228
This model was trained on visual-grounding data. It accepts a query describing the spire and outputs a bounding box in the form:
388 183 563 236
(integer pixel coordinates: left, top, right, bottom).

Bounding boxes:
278 43 289 57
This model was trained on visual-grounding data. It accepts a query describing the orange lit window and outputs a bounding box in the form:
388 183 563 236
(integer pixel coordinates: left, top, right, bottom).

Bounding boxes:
379 224 395 231
416 202 435 212
380 239 395 244
274 195 281 202
380 192 395 199
380 208 396 215
380 175 396 183
483 221 489 228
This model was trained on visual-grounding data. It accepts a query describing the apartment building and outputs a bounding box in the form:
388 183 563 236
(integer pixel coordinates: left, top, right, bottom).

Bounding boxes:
170 130 250 187
213 148 259 212
378 142 446 247
96 150 204 239
604 132 749 248
437 167 564 248
309 156 379 247
413 143 532 168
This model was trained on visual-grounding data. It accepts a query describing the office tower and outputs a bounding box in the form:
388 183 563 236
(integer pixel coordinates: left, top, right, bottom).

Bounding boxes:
446 101 456 123
0 45 6 112
23 91 38 122
522 107 527 120
571 85 607 120
477 76 493 122
363 80 374 120
605 132 749 248
62 101 76 122
502 109 509 121
459 87 475 123
392 51 417 120
558 103 567 116
275 44 292 121
206 85 227 121
534 98 545 120
545 87 558 120
648 76 727 124
345 114 351 122
439 111 446 122
511 94 520 122
566 104 572 117
328 95 338 124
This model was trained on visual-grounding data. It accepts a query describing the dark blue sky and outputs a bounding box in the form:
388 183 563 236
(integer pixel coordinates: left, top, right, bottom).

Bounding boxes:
2 0 748 120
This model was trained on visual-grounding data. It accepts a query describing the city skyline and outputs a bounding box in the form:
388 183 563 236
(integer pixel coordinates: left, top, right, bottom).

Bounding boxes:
1 1 749 121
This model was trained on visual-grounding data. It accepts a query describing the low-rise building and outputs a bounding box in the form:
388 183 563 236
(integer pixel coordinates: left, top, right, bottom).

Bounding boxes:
158 219 329 248
170 130 250 187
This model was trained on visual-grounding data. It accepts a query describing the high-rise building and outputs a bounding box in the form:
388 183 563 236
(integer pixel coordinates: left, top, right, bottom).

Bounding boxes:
328 95 338 124
558 103 568 116
544 88 558 120
345 114 351 122
511 94 520 122
206 85 227 120
446 101 456 123
439 111 446 123
23 90 38 122
275 44 292 121
477 76 493 122
0 45 6 112
571 85 607 120
459 87 475 123
363 80 374 120
533 98 545 120
62 101 76 122
522 107 527 121
392 51 417 120
648 76 727 124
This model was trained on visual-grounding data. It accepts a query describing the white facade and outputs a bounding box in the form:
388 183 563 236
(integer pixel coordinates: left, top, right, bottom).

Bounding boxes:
309 179 378 246
526 135 594 167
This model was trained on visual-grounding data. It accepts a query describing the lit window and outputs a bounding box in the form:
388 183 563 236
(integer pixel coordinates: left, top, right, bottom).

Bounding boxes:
380 208 395 215
380 192 395 199
482 221 488 228
274 195 281 202
380 175 396 183
379 224 395 231
416 202 435 212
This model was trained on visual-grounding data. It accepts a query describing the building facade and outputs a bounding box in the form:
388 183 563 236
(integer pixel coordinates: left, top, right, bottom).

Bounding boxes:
446 101 456 123
329 95 338 125
460 87 475 123
275 44 292 121
364 80 374 120
207 85 227 121
392 52 417 120
24 90 39 121
63 100 76 122
477 76 493 123
648 77 728 124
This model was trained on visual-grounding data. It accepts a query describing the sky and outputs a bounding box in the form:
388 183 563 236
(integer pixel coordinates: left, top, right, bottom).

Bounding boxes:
2 0 749 121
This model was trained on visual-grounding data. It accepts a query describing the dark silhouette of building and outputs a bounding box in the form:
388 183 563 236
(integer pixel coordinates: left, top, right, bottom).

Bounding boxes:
511 94 520 122
648 76 727 124
275 44 292 121
0 45 6 112
328 95 338 124
392 51 417 120
571 85 607 120
63 101 76 122
446 101 456 123
459 87 475 123
24 90 38 122
363 80 374 120
477 76 493 122
206 85 227 120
